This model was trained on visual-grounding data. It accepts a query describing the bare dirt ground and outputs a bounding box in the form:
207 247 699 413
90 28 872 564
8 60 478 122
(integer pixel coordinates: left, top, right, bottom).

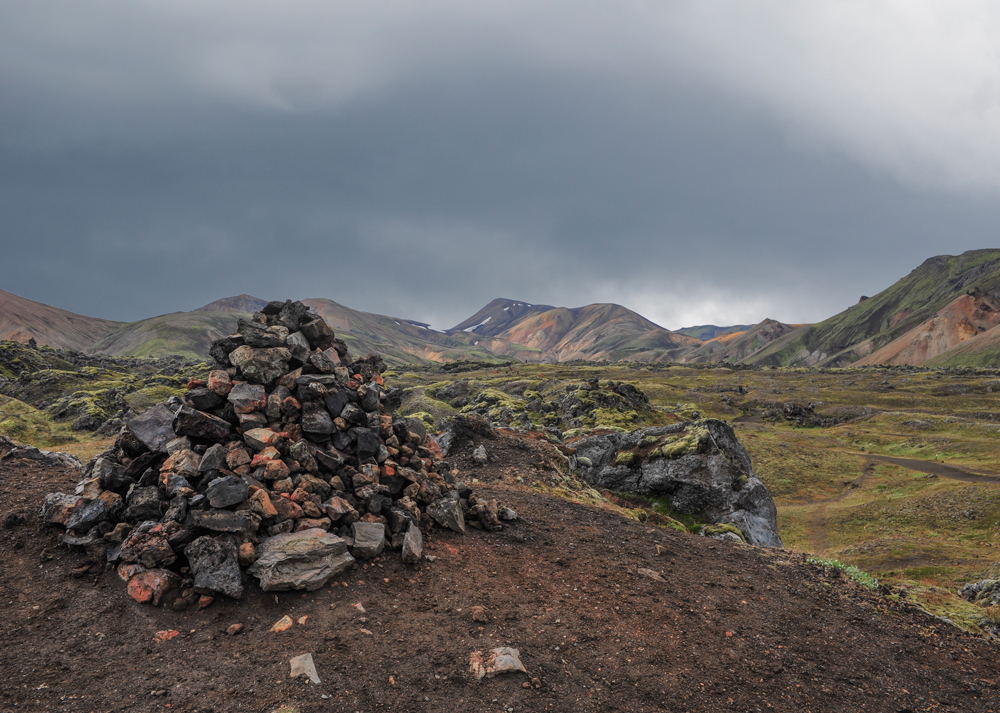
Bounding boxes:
2 431 999 713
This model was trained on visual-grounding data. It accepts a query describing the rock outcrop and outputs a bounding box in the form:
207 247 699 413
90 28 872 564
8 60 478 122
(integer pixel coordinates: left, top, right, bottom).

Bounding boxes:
571 419 782 548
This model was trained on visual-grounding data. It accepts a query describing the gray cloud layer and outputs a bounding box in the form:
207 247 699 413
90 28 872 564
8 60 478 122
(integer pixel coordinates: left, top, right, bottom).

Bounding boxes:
2 2 999 330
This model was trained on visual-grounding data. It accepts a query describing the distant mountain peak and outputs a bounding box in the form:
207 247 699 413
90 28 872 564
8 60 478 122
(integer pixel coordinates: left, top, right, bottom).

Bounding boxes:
194 295 268 314
448 298 555 336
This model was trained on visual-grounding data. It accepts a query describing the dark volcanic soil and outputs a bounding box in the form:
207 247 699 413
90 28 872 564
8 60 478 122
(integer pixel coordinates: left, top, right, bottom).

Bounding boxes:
1 431 999 713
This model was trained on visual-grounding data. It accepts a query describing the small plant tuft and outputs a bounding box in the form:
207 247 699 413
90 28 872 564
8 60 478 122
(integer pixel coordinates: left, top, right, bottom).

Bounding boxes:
807 557 880 590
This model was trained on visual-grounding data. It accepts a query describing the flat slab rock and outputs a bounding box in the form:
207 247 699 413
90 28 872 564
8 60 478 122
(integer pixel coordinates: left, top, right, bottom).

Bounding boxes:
248 528 355 591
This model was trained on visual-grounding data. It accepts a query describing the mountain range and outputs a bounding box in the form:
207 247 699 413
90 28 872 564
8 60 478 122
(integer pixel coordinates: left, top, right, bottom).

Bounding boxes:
5 249 1000 367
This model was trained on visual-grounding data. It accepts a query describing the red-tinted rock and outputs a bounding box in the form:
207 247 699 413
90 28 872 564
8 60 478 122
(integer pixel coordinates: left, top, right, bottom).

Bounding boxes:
127 569 181 606
244 428 280 451
207 370 233 396
228 383 267 414
271 495 303 523
120 521 180 568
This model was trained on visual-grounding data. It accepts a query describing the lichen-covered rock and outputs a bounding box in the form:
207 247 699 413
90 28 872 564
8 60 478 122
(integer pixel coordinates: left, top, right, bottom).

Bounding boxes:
573 419 782 548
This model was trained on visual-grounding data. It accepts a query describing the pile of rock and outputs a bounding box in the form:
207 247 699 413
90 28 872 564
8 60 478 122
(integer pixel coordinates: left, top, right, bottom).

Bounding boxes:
40 301 515 608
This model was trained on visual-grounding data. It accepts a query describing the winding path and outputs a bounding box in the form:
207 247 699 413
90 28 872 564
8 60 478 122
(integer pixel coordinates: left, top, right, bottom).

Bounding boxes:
801 454 1000 556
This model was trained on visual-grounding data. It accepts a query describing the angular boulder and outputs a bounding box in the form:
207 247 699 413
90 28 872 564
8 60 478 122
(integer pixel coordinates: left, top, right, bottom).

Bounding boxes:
172 406 232 442
228 346 290 385
401 522 423 564
351 521 386 559
426 496 465 534
572 419 783 548
206 475 249 509
247 528 355 591
227 383 267 414
185 535 244 599
127 403 177 453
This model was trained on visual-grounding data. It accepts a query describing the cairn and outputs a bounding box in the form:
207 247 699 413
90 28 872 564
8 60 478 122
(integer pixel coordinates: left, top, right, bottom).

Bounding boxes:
40 300 515 608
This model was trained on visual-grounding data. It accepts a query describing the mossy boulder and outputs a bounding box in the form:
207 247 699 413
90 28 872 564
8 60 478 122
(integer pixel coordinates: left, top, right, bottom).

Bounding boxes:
571 419 782 548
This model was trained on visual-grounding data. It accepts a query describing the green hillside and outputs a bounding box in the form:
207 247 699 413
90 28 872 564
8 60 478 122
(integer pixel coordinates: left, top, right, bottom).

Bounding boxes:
87 312 242 361
746 250 1000 367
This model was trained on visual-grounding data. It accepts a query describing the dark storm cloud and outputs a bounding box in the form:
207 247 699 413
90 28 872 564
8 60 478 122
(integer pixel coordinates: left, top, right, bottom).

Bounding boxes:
2 2 1000 330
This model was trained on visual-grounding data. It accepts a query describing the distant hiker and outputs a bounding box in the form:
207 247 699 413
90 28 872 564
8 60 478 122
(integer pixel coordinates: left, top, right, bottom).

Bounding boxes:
738 385 745 395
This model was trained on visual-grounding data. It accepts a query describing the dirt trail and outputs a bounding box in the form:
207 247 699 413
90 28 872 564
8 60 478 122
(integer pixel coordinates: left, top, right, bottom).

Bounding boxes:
857 453 1000 484
802 452 1000 558
803 457 877 557
2 433 1000 712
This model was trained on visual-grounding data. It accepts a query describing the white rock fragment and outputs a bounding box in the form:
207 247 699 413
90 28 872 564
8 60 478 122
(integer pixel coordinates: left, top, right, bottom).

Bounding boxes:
289 653 321 684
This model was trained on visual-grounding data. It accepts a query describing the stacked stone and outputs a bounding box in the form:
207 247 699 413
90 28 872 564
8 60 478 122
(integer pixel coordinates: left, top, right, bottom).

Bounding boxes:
40 300 515 608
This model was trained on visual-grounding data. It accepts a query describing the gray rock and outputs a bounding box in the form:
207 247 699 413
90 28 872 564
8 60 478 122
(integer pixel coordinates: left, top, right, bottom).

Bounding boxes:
472 445 488 465
228 345 291 385
351 521 386 558
93 456 133 492
960 579 1000 606
165 436 192 454
300 318 335 347
188 509 260 535
323 391 349 419
227 383 267 414
206 476 249 509
340 403 366 426
302 402 335 435
164 473 194 498
185 387 223 412
401 522 423 564
247 528 355 591
172 406 232 443
2 444 83 470
119 520 178 568
285 331 311 362
65 498 109 532
237 318 286 348
125 486 163 523
426 497 466 534
127 403 177 453
355 429 381 460
361 384 382 412
162 496 188 523
185 535 244 599
469 647 527 680
572 420 783 548
199 443 228 472
309 347 341 374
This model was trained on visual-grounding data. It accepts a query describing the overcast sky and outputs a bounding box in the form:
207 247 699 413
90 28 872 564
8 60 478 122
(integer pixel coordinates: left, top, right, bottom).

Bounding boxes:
3 1 1000 330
